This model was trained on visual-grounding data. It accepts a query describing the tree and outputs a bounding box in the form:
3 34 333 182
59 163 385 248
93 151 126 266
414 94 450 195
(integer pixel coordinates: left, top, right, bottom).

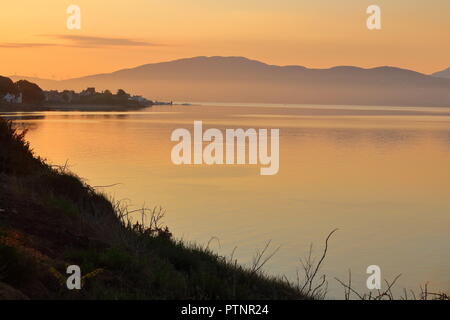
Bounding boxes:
116 89 130 99
62 92 70 103
0 76 18 96
15 80 45 104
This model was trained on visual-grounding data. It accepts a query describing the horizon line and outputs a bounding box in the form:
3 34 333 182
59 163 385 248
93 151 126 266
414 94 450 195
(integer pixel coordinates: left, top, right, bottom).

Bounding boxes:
6 55 449 81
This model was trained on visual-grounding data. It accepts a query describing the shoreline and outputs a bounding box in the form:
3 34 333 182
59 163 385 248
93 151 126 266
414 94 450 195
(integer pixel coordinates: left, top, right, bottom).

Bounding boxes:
0 103 151 113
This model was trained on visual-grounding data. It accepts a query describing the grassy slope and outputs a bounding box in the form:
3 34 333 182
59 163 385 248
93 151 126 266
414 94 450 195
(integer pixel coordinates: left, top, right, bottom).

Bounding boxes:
0 118 308 300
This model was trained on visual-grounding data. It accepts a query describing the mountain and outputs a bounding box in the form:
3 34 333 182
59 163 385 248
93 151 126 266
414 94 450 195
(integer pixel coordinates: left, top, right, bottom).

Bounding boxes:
9 75 59 89
14 56 450 107
431 67 450 79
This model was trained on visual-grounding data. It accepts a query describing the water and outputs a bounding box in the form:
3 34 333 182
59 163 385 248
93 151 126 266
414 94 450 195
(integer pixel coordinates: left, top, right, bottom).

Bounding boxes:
5 103 450 298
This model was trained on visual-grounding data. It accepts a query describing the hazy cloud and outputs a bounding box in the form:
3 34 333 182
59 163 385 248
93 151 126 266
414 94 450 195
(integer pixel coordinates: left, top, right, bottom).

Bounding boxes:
0 35 162 49
44 35 160 48
0 43 57 48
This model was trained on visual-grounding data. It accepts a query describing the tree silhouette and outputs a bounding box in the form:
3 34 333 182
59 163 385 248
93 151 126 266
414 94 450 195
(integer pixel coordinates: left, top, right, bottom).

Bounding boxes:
15 80 45 104
0 76 18 96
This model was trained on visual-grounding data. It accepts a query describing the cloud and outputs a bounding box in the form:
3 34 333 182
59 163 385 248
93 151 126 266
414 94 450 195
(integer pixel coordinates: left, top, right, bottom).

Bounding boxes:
0 35 162 49
49 35 159 47
0 43 57 48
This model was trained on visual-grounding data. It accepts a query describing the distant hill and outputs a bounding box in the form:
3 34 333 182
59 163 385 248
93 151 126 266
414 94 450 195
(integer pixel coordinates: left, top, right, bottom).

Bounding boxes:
13 56 450 107
431 67 450 79
9 76 59 90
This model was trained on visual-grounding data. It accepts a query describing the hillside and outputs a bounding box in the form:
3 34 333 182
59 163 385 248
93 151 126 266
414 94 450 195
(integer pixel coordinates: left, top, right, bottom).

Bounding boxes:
13 56 450 107
432 67 450 79
0 118 307 300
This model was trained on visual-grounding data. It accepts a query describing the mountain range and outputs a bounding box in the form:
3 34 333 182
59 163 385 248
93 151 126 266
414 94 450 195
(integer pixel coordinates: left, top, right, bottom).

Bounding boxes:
432 67 450 80
10 56 450 107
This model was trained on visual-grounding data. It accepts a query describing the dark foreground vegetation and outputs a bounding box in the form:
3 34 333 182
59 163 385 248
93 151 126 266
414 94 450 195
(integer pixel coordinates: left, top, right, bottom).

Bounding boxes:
0 118 307 300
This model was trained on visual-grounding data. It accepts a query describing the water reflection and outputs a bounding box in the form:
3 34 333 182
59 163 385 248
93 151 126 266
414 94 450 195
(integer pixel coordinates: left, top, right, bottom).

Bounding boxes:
0 114 46 121
56 113 132 120
285 127 425 150
8 104 450 298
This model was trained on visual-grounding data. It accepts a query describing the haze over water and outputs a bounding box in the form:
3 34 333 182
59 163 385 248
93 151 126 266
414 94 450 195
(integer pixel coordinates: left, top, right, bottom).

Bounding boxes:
7 103 450 298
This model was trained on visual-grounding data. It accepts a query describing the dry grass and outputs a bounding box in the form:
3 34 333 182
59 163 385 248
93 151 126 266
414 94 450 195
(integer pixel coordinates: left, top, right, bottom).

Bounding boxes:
335 272 449 300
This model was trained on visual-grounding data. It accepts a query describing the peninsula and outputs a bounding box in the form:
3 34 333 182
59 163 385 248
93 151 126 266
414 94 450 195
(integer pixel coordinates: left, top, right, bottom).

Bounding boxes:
0 76 172 112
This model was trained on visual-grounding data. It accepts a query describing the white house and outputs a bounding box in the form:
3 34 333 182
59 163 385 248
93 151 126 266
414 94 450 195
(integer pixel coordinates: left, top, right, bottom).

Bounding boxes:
2 93 22 104
129 95 148 103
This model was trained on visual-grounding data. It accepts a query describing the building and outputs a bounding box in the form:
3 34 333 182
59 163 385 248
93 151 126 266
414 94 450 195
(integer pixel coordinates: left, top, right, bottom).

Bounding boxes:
129 95 147 103
80 87 96 97
62 90 80 103
128 95 153 106
45 90 81 103
45 90 65 103
2 93 22 104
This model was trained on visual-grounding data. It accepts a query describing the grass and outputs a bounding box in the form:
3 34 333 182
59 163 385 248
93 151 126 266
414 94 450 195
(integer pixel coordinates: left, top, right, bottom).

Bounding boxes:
0 243 38 286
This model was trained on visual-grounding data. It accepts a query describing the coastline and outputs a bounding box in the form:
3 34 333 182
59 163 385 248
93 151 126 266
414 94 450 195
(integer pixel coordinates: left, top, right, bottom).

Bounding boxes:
0 103 151 113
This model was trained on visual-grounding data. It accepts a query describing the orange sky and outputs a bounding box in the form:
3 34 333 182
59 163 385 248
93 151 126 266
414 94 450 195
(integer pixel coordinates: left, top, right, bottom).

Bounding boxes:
1 0 449 79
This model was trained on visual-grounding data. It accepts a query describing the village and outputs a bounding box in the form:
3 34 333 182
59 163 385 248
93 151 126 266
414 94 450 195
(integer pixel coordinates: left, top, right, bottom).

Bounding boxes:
0 75 173 109
1 86 173 108
1 92 23 104
41 87 153 107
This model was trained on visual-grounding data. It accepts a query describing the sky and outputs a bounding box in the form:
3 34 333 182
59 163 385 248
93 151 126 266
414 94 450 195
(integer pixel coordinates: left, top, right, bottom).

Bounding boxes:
0 0 449 79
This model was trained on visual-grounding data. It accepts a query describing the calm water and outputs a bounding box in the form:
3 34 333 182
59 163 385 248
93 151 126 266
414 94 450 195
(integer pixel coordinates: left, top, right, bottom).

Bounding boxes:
6 103 450 298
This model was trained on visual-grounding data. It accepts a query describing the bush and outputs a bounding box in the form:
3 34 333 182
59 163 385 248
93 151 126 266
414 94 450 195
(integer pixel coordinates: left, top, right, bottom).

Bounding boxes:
0 243 37 286
0 119 44 175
